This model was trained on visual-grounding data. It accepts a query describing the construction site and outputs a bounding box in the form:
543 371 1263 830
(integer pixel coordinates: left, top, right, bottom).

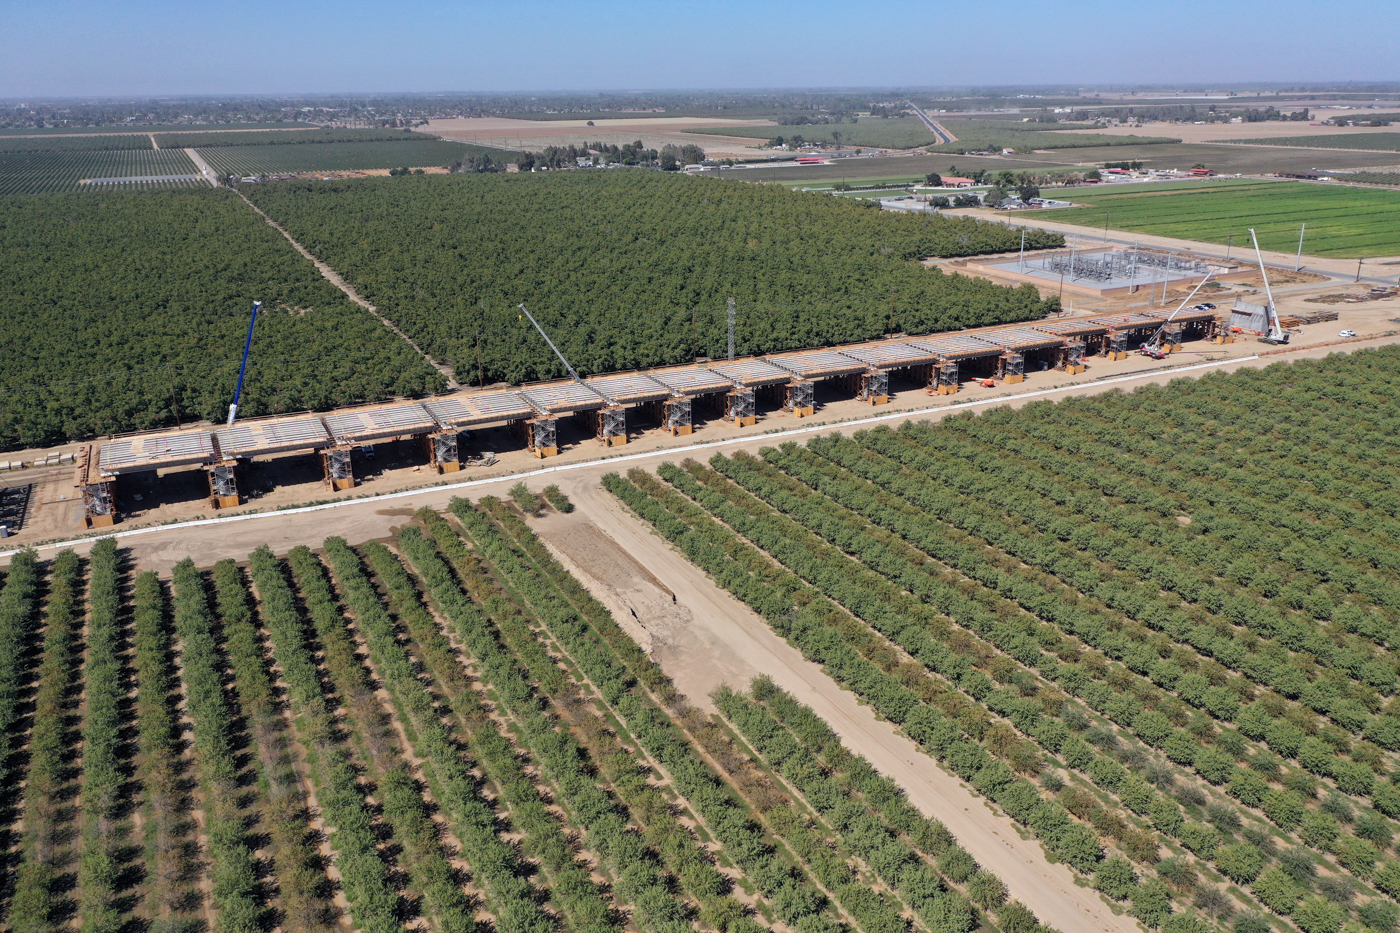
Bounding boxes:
965 246 1256 297
53 304 1240 532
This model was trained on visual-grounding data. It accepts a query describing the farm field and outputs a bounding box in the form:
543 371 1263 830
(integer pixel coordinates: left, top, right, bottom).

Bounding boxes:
154 126 421 148
0 122 314 135
0 134 154 152
1039 141 1399 176
0 499 1045 933
685 117 942 149
0 148 201 194
197 139 501 175
607 345 1400 933
1049 178 1400 257
0 188 445 449
241 170 1062 386
928 120 1181 153
1224 133 1400 152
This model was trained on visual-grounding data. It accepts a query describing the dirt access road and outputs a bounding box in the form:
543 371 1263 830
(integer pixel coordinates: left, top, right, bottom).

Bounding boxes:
530 478 1134 933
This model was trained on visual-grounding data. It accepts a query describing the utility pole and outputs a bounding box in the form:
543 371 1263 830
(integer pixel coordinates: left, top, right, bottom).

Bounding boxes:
1019 229 1026 272
1295 223 1306 271
1103 212 1110 243
727 297 736 360
1226 234 1233 262
476 330 485 388
1356 258 1364 283
692 307 698 362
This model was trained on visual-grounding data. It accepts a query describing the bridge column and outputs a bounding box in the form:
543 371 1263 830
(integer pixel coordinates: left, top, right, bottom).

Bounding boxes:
428 431 461 473
206 461 240 508
934 361 960 395
785 380 815 417
322 447 355 490
664 396 693 435
1000 351 1025 384
726 388 756 426
526 418 558 458
861 370 889 405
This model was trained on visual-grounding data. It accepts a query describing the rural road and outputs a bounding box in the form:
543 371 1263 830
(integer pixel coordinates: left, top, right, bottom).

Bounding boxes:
533 478 1135 933
906 102 956 145
184 148 219 187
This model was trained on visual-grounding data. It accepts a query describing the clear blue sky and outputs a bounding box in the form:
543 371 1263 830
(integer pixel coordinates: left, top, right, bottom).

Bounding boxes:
1 0 1394 98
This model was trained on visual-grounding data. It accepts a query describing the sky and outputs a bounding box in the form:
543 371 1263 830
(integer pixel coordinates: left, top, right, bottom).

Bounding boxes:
1 0 1395 98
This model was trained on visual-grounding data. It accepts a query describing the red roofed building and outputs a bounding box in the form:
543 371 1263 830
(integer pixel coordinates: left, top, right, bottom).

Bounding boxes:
940 176 975 187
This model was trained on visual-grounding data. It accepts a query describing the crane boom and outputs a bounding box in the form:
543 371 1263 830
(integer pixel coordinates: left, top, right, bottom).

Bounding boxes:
1143 269 1216 353
1249 228 1288 344
518 303 582 383
226 300 262 426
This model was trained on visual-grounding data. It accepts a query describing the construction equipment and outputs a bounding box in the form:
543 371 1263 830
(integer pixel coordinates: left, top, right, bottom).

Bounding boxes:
1140 270 1215 358
226 300 262 425
1250 228 1290 345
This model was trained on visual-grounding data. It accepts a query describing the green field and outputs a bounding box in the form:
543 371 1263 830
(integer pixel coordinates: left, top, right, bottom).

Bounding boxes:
242 171 1061 386
0 122 312 135
0 149 202 195
1044 140 1400 175
0 189 444 448
930 120 1180 153
686 117 940 149
0 134 154 153
197 140 505 175
1224 132 1400 151
1049 178 1400 257
152 126 418 148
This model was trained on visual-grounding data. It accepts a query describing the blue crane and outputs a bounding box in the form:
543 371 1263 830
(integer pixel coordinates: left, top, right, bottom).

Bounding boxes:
226 300 262 425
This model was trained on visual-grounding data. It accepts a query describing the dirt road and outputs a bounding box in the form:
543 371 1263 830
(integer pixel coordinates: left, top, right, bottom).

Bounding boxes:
533 479 1135 933
231 189 459 387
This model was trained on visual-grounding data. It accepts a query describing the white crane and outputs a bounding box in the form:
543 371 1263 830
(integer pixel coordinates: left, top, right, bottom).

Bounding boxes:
1140 269 1216 359
1250 228 1289 345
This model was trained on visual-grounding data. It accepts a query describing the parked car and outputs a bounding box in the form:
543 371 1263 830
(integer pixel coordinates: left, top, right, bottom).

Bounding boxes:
1340 329 1357 337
